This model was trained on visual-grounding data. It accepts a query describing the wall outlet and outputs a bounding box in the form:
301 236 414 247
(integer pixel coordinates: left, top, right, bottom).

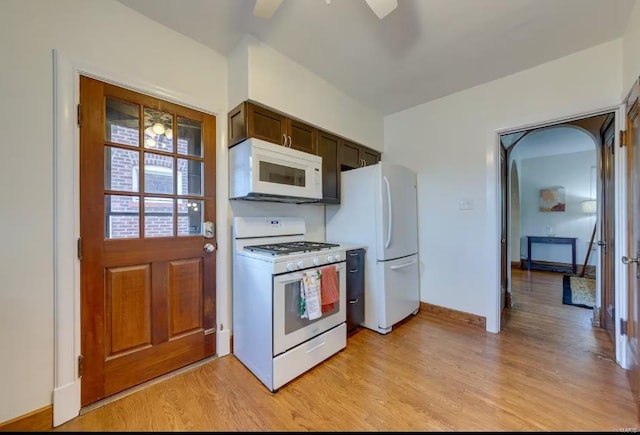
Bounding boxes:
459 198 474 210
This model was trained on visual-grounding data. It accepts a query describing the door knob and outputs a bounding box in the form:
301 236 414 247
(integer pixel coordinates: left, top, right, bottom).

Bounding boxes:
204 243 216 253
597 240 607 247
621 255 639 265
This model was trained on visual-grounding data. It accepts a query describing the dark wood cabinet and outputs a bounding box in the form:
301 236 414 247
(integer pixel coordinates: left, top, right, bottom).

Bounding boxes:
317 130 340 204
228 102 317 154
346 248 365 333
340 140 381 171
227 100 381 204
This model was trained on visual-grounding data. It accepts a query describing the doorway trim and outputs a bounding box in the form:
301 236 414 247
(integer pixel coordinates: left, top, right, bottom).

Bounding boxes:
491 104 627 367
52 49 229 427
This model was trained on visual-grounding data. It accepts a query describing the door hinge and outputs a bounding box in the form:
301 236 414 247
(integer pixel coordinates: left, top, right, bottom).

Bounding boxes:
620 130 627 147
78 354 84 378
77 104 82 127
620 318 628 336
77 237 83 260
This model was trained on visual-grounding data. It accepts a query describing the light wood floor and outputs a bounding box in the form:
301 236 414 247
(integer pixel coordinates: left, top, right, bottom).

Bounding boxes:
55 268 638 432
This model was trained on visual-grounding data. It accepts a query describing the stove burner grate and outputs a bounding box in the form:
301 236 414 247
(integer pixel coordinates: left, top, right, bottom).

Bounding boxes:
245 241 340 255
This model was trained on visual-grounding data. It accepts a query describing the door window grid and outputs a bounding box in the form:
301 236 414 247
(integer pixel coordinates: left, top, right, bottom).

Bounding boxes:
105 118 204 239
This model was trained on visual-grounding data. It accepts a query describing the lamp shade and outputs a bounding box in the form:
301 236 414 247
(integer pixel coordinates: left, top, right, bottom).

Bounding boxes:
581 199 597 214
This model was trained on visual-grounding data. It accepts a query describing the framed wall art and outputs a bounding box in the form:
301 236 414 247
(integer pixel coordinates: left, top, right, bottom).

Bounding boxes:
539 186 566 212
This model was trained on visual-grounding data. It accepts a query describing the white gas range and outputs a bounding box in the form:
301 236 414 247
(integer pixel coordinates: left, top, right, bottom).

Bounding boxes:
232 217 347 392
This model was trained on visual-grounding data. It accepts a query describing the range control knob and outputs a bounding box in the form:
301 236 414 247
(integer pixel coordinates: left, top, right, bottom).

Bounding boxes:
327 255 334 263
312 257 320 266
334 254 341 262
286 262 295 272
297 260 305 269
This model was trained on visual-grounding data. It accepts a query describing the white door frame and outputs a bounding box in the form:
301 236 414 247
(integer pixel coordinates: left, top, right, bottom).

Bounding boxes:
490 104 627 368
52 49 230 427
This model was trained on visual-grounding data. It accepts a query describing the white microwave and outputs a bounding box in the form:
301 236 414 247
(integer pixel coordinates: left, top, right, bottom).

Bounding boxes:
229 137 323 203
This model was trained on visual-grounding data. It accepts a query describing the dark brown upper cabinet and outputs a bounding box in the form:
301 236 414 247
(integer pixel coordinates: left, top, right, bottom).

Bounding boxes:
227 100 382 204
228 101 317 154
316 130 340 204
340 140 381 171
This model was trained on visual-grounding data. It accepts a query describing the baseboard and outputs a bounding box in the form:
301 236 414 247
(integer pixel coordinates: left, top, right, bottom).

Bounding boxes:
217 328 231 357
419 302 486 329
511 261 522 269
0 405 52 432
53 379 80 427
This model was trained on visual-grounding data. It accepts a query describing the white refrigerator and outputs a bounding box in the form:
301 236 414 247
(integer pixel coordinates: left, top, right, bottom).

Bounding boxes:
325 162 420 334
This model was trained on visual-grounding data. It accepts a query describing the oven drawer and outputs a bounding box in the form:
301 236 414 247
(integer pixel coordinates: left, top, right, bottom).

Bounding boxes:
272 322 346 391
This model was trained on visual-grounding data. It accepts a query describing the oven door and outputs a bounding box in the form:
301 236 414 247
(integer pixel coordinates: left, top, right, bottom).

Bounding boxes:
273 262 346 356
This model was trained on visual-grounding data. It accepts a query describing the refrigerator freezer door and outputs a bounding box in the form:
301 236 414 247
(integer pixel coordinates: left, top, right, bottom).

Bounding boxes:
377 254 420 330
376 163 419 261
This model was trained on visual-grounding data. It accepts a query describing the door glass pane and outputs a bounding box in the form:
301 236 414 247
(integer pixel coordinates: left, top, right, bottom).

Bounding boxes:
105 195 139 239
105 98 140 146
178 158 203 196
177 117 202 157
105 147 139 192
260 161 305 186
178 199 203 236
144 154 174 194
144 108 173 152
144 197 174 237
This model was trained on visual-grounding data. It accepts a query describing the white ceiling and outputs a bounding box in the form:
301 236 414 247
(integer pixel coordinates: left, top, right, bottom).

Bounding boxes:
117 0 636 115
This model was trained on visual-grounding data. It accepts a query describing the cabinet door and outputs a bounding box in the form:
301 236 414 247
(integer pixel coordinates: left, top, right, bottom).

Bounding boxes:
317 130 340 204
247 103 287 146
346 249 365 332
288 119 317 154
340 140 361 171
227 102 247 147
362 148 380 166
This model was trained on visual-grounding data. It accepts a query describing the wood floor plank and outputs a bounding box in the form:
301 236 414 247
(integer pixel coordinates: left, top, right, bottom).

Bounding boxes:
54 268 638 431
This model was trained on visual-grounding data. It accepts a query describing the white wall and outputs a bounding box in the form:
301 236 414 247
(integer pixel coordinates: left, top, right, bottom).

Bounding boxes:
623 0 640 95
383 40 623 332
520 150 597 266
0 0 228 424
1 0 386 424
231 35 384 152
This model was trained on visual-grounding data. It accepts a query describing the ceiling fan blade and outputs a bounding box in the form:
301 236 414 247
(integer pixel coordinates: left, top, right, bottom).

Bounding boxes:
364 0 398 19
253 0 284 19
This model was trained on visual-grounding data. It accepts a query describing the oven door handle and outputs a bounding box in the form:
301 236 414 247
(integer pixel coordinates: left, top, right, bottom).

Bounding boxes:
274 263 344 284
274 273 305 284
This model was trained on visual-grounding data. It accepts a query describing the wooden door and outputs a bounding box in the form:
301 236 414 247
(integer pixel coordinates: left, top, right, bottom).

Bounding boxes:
600 115 616 342
288 119 317 154
79 76 217 406
625 77 640 419
247 102 287 146
317 130 340 204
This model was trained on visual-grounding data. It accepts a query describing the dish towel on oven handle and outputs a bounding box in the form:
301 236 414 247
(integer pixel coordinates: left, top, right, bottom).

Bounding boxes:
300 270 322 320
320 265 339 313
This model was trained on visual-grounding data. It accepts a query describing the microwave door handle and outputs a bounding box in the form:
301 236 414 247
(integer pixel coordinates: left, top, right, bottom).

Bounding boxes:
384 176 392 248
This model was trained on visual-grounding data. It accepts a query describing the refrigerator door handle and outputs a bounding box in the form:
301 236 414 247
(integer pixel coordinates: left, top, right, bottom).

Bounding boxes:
384 175 392 248
390 259 417 270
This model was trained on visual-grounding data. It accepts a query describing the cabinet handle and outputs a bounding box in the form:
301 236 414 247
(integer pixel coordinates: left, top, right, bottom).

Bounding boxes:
288 135 292 147
348 298 359 304
349 268 358 272
282 133 287 146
